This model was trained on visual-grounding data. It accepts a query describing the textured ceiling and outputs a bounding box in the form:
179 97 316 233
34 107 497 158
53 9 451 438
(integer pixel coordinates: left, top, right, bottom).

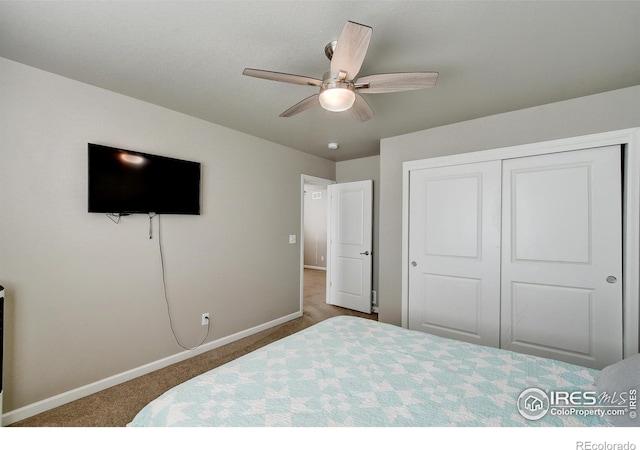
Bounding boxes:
1 1 639 161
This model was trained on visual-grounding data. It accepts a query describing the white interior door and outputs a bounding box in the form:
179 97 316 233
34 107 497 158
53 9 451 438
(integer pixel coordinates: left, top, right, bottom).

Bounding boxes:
328 180 373 313
408 161 502 347
501 146 622 369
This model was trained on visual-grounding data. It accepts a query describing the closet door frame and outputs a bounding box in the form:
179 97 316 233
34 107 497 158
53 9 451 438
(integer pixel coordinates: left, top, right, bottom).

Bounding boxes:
401 127 640 359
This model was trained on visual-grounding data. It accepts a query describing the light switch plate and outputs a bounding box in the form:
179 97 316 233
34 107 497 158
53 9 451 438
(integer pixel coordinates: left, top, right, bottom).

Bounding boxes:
289 235 296 244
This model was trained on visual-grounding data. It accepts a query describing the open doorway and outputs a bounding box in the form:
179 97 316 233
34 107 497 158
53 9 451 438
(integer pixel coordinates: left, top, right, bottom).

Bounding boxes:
300 175 335 313
303 183 328 271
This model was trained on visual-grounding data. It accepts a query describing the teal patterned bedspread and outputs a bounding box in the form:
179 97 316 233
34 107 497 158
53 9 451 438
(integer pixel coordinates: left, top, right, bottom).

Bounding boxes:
128 316 608 427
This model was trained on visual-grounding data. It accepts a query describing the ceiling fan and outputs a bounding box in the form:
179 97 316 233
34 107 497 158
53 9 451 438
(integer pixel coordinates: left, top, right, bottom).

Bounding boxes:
242 20 438 122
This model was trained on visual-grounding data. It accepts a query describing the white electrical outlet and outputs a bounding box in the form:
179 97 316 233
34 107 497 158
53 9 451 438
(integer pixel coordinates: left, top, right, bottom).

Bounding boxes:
202 313 209 326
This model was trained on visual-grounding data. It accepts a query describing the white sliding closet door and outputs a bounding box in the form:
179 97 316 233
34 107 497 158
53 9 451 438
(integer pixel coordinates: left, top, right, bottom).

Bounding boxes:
408 161 502 347
500 146 623 369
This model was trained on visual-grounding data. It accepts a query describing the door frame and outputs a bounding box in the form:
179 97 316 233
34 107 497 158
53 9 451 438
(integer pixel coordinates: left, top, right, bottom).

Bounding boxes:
300 175 336 313
401 127 640 358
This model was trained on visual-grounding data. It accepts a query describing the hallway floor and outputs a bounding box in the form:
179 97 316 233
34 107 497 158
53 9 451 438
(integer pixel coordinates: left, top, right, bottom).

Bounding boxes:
303 268 378 322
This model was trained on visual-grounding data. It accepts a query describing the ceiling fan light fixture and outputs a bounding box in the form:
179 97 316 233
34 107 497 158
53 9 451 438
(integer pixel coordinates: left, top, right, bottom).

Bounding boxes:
319 85 356 112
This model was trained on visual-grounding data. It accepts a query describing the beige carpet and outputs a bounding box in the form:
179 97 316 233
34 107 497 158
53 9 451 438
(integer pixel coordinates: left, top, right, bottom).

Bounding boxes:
10 269 377 427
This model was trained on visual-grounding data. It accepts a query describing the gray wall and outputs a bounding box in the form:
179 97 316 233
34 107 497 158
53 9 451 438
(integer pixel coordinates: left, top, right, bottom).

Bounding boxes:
303 184 327 269
378 85 640 325
0 57 335 413
336 155 380 304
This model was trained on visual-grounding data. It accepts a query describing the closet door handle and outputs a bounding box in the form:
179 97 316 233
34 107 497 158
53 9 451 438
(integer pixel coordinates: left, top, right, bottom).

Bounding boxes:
360 251 370 256
411 261 417 267
606 276 617 284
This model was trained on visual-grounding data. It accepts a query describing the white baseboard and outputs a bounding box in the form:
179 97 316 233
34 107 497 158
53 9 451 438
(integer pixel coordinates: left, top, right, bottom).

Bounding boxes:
303 265 326 271
2 310 302 426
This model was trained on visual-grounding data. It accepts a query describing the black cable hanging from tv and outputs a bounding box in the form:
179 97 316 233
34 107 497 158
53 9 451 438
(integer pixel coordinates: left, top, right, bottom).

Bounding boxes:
153 213 211 351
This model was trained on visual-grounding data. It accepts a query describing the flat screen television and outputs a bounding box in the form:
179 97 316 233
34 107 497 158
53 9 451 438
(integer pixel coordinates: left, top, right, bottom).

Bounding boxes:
88 143 201 215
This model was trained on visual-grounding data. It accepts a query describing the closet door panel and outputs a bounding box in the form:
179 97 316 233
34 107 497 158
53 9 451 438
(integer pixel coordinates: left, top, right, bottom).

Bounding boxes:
509 282 593 355
511 165 590 263
501 146 622 369
408 161 501 347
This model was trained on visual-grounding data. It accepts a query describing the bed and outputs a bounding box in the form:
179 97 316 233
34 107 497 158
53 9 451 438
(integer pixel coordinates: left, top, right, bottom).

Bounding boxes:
128 316 618 427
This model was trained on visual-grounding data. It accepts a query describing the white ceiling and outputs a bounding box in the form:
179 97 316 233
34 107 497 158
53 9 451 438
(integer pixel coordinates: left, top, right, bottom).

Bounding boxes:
1 1 639 162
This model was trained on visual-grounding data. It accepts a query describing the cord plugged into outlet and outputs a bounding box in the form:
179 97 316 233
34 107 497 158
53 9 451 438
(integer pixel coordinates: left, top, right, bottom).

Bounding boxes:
155 212 211 350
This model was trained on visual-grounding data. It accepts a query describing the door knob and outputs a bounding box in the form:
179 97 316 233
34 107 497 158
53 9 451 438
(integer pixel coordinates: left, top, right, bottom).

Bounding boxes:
360 251 370 256
411 261 417 267
606 276 617 284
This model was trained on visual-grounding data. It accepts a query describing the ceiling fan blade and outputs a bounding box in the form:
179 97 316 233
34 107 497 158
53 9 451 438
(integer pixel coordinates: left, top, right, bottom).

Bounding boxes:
330 21 372 81
356 72 438 93
280 94 320 117
243 68 323 87
350 93 374 122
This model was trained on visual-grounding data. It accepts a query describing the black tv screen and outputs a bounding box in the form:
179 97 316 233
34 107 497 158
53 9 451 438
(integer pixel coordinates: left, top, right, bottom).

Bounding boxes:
88 143 201 215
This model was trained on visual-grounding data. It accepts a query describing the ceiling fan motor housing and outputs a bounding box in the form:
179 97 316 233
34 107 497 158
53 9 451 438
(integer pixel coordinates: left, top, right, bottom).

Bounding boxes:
324 40 337 61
